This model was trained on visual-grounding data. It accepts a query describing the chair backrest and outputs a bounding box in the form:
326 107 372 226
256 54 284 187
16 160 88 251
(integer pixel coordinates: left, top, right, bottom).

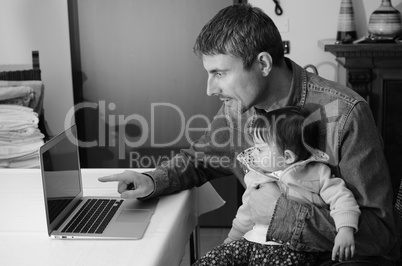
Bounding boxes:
0 51 41 81
0 69 41 81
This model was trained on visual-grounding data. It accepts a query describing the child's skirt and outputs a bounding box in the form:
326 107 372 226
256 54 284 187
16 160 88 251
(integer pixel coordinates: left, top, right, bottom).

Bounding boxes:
192 238 318 266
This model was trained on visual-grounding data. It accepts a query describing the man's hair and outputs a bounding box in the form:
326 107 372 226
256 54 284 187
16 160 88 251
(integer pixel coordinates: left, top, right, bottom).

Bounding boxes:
193 4 284 70
252 106 318 161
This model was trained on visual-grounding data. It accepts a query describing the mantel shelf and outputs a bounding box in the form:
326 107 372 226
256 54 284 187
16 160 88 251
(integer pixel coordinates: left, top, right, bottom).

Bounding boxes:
318 39 402 58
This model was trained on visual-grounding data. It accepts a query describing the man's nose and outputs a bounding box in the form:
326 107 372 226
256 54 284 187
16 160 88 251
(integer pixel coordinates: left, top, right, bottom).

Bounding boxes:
206 77 220 96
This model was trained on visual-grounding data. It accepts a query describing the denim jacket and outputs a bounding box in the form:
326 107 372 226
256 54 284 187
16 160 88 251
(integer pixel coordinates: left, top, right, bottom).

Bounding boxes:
146 58 401 260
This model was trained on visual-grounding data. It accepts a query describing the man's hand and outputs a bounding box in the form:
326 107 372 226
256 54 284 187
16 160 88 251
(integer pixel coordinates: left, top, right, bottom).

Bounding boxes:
98 170 155 199
332 226 355 262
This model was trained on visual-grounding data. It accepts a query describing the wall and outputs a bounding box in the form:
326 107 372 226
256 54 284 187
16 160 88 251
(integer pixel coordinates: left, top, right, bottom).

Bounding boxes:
70 0 235 168
249 0 402 81
75 0 228 150
1 0 401 136
0 0 74 136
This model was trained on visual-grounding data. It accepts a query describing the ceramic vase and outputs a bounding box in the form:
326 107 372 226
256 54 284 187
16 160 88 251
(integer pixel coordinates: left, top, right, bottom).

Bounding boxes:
336 0 358 44
368 0 402 38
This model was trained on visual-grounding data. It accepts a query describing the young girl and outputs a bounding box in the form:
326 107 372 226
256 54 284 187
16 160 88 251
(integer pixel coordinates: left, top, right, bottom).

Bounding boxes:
193 106 360 265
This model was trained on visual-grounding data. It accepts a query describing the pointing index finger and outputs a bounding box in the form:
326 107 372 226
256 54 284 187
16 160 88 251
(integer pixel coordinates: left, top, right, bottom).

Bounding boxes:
98 174 122 182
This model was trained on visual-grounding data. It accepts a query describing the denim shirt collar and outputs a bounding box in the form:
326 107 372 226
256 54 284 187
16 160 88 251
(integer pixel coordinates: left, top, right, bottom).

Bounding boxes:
283 57 307 108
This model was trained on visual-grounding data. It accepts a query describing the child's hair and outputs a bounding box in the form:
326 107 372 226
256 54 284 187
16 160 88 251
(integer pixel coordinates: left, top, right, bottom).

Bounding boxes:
252 106 317 161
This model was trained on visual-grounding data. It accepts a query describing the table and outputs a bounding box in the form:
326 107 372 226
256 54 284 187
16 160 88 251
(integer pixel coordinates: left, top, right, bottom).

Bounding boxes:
0 168 224 266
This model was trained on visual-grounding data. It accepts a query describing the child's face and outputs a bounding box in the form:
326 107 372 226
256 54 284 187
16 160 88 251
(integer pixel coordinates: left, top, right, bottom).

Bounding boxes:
249 140 287 173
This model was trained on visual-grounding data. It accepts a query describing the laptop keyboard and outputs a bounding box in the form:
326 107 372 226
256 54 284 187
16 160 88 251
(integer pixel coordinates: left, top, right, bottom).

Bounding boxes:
62 199 123 234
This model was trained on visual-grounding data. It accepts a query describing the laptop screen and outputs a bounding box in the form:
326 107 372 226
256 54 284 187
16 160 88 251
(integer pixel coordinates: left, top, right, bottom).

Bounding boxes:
40 125 84 233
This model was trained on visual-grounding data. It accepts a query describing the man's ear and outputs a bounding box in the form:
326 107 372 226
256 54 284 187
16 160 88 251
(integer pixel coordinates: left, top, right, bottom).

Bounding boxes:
257 52 273 77
284 149 297 164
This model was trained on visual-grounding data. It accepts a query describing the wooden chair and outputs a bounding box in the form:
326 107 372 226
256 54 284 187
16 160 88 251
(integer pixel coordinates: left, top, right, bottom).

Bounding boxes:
0 51 49 140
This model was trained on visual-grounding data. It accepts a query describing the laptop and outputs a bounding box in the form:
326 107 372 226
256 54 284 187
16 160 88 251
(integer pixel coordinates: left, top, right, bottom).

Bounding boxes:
39 124 158 239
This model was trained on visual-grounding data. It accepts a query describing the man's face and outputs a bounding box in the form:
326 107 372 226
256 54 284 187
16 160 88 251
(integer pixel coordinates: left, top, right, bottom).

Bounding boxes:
202 54 267 114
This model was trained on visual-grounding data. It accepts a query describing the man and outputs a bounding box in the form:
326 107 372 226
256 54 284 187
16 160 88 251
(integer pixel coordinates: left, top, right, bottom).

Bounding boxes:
99 4 401 265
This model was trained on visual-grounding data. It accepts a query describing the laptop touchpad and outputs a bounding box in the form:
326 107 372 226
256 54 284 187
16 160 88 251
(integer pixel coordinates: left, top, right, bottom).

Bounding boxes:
116 209 152 223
